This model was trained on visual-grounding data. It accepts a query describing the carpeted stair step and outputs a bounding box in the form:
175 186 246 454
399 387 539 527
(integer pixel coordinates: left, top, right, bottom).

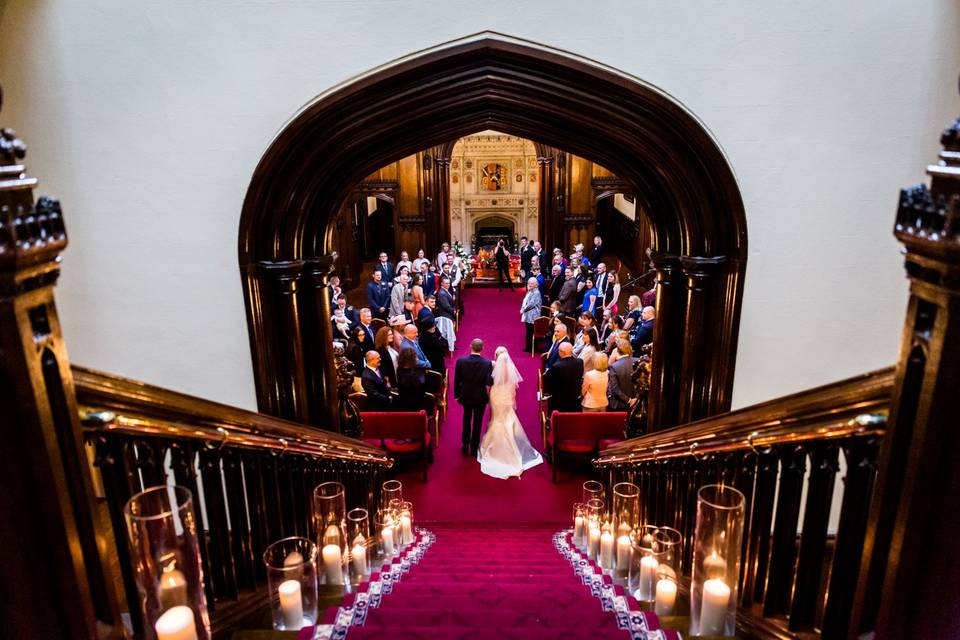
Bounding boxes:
348 607 623 628
346 626 626 639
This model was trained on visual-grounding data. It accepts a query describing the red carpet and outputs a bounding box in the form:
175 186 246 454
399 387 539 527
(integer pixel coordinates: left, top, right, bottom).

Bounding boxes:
396 287 585 524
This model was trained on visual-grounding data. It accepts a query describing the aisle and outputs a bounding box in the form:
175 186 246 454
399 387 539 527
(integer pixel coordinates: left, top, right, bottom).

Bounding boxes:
345 524 630 639
397 287 584 523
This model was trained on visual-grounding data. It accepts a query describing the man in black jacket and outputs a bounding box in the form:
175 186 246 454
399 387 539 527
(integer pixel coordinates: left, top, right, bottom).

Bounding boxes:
544 322 571 371
418 316 449 374
373 252 396 286
542 342 583 414
454 338 494 456
367 270 391 321
436 277 456 320
495 239 514 292
519 236 535 278
361 351 394 411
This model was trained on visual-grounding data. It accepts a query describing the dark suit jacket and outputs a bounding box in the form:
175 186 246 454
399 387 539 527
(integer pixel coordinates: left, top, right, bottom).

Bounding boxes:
417 307 435 327
549 274 564 303
374 261 396 285
436 288 456 320
422 272 437 297
495 245 510 268
361 367 394 411
543 356 584 414
419 328 449 373
631 319 654 351
520 245 536 272
607 356 636 410
454 353 493 406
377 347 397 386
367 281 391 313
356 322 376 353
558 278 578 315
545 336 571 370
590 244 604 265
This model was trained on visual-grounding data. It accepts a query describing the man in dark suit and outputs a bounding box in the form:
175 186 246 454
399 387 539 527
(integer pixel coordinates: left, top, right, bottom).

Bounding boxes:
519 236 535 277
418 316 449 374
532 241 546 272
593 262 608 317
367 270 391 321
630 306 655 352
418 294 436 327
548 264 564 303
454 338 494 456
436 278 456 320
607 340 637 411
589 235 604 266
544 322 571 370
374 252 396 286
558 267 578 316
495 239 514 292
333 294 356 325
543 342 583 414
361 351 394 411
355 308 376 352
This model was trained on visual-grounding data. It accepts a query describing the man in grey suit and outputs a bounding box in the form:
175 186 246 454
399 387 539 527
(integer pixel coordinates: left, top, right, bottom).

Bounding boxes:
607 340 637 411
389 273 409 317
557 267 578 316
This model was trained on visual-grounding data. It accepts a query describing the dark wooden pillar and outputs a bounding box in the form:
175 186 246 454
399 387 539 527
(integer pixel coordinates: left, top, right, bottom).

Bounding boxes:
303 256 340 433
435 155 451 245
537 155 555 250
677 256 725 424
851 95 960 640
647 253 684 430
0 127 121 638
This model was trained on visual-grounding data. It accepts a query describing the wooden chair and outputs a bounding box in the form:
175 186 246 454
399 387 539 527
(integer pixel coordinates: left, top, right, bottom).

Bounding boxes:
347 391 368 412
547 411 628 482
424 369 446 424
531 316 553 356
361 411 431 481
562 315 578 338
541 304 551 317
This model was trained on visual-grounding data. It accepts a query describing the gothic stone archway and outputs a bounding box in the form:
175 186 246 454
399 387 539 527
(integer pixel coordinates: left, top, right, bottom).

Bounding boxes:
239 33 747 432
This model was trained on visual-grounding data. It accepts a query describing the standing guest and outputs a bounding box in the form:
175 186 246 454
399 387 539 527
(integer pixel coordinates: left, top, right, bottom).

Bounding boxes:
410 273 426 317
436 277 456 320
531 265 545 298
367 270 391 321
327 275 341 308
355 308 376 352
495 238 514 292
519 236 535 278
374 252 396 286
394 347 427 412
401 323 432 369
548 264 564 303
623 295 643 332
418 316 449 374
573 312 596 357
396 250 413 275
333 293 356 324
578 328 599 372
607 341 636 411
581 276 599 316
374 326 398 386
553 247 566 270
545 322 570 370
389 273 409 317
581 352 609 412
598 308 614 345
543 342 583 414
589 235 604 265
549 301 563 322
396 264 411 281
630 306 656 351
558 267 578 316
532 241 546 269
604 271 621 316
421 261 438 296
361 351 394 411
454 338 494 456
343 327 366 372
412 249 429 273
418 294 436 327
520 277 543 353
444 256 463 289
593 263 608 314
401 295 417 325
436 241 451 270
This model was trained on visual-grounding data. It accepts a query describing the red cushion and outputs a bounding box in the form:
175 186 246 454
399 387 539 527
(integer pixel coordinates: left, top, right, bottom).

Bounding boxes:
598 438 622 449
363 438 383 448
547 431 596 453
382 432 431 453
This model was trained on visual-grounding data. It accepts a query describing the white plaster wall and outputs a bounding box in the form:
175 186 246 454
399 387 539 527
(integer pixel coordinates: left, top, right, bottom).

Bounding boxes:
0 1 957 411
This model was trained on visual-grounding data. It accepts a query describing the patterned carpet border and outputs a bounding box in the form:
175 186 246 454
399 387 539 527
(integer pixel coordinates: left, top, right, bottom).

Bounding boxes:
553 529 683 640
309 528 436 640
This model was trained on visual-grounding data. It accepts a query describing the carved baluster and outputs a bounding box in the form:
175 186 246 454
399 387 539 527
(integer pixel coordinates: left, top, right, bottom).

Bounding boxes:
244 453 270 583
169 441 215 610
743 448 778 606
133 439 166 488
222 449 255 591
198 446 238 601
682 457 703 573
789 443 840 629
763 446 807 616
821 436 881 639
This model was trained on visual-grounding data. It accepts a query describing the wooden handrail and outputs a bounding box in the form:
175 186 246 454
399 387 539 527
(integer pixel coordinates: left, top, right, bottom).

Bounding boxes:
72 364 392 466
595 366 894 465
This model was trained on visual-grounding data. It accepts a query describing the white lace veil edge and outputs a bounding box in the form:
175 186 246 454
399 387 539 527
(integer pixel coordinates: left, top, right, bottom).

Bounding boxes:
492 348 523 387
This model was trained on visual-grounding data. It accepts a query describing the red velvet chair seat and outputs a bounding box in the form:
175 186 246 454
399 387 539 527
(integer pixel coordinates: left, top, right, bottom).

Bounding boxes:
546 431 596 453
383 433 432 453
548 411 628 482
598 438 622 449
360 411 431 481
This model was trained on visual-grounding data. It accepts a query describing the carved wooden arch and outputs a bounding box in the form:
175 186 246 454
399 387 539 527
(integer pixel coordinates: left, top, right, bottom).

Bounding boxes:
239 33 747 430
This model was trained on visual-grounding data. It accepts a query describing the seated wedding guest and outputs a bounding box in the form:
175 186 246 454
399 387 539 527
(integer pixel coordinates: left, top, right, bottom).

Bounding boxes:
411 273 426 316
623 295 642 332
390 273 409 317
367 270 391 321
548 264 564 302
333 293 356 324
549 301 563 322
374 252 396 285
598 308 614 344
396 250 413 275
418 294 436 327
582 352 609 412
355 308 376 352
607 341 636 411
630 306 656 352
395 347 427 411
531 265 545 298
418 316 449 374
578 327 599 372
361 351 395 411
401 323 432 369
573 312 596 357
545 321 570 370
607 328 629 358
332 308 353 341
374 326 398 386
581 275 599 316
413 248 429 273
543 342 583 414
521 277 543 353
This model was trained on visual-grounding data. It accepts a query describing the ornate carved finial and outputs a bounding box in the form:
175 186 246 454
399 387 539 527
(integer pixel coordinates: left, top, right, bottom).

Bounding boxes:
0 128 26 164
333 343 362 438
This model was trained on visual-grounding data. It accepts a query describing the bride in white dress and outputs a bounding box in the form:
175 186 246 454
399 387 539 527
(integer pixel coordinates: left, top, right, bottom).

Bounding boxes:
478 346 544 479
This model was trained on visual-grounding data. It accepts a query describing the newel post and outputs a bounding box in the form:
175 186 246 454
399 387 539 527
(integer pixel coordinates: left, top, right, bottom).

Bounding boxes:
850 83 960 640
0 121 122 636
647 253 684 430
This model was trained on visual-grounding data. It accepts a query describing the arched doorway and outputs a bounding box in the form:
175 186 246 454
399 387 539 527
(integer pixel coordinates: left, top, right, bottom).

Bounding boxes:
239 33 747 432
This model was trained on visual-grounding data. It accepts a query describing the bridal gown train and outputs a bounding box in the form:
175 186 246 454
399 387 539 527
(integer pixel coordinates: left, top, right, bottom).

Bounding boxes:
478 379 544 479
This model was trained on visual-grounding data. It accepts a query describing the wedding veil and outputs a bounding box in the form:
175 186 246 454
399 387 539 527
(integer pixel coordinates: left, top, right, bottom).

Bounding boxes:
492 346 523 388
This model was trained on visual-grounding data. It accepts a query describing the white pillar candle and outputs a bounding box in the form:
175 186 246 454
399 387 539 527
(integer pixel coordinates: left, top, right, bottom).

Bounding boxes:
154 605 198 640
573 516 585 544
699 577 731 636
636 554 659 601
380 527 395 556
277 579 303 629
351 542 368 577
615 535 632 571
400 515 413 545
655 578 677 616
588 526 601 561
321 544 344 584
600 531 615 570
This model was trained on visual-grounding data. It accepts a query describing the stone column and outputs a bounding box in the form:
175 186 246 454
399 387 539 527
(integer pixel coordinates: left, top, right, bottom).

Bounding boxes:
677 256 725 424
647 253 684 430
